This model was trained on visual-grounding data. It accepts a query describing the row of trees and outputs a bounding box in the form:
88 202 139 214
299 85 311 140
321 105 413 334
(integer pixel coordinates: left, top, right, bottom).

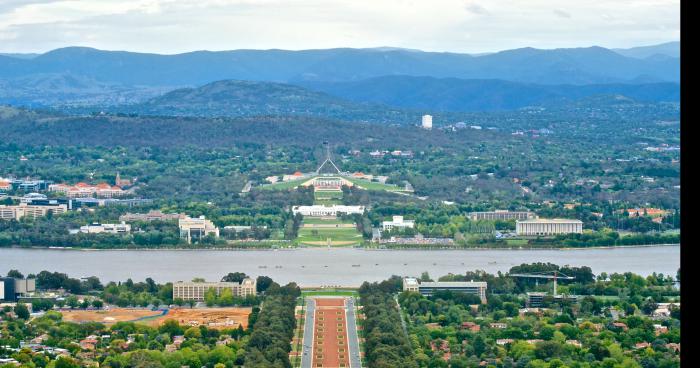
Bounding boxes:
359 277 418 367
244 283 301 367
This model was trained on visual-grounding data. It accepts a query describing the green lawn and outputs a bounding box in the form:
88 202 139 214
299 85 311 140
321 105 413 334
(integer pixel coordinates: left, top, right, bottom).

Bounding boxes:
506 238 530 246
302 217 348 225
297 218 363 246
301 289 359 297
344 177 408 192
314 190 343 205
260 177 308 190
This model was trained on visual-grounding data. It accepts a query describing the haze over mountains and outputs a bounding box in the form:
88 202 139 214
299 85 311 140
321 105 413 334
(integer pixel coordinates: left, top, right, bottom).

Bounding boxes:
0 42 680 114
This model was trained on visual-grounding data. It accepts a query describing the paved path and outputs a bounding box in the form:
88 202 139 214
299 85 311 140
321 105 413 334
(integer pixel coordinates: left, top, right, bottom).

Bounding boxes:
345 297 362 368
300 298 316 368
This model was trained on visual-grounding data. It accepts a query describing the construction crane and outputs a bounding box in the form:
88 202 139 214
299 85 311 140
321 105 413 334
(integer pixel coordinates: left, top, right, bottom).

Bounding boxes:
509 271 575 296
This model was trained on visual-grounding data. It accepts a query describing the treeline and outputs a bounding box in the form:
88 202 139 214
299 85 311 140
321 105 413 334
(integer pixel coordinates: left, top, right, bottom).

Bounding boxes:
244 282 301 368
359 276 418 368
540 231 680 247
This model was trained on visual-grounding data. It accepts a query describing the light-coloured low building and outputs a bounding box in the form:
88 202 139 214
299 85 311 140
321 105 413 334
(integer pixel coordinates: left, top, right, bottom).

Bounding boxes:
469 210 536 221
172 278 257 301
516 218 583 236
291 204 365 217
402 277 488 303
179 215 220 243
79 222 131 234
49 183 125 198
0 203 68 220
382 216 415 231
119 210 185 222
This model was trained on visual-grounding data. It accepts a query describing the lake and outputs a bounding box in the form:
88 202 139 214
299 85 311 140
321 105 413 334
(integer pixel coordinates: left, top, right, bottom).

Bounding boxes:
0 246 680 287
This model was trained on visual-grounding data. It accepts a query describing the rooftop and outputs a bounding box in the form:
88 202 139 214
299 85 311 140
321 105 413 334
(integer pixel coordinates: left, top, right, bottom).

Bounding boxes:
517 218 582 224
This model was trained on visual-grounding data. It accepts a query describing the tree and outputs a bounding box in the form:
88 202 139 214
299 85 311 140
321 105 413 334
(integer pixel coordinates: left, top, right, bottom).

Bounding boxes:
92 299 104 308
184 326 202 339
7 269 24 278
218 288 234 306
14 303 30 319
66 296 79 309
205 287 218 307
256 276 274 293
221 272 248 283
51 356 80 368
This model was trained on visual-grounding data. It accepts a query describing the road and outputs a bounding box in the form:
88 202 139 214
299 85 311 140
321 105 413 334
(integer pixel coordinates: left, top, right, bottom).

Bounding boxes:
300 298 315 368
345 297 362 368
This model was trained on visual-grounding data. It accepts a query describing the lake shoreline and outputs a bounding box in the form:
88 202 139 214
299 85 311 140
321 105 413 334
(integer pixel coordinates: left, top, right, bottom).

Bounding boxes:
2 243 680 252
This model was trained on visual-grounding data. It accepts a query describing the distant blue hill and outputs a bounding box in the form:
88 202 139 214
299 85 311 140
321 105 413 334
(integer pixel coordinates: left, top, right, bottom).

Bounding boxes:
298 76 680 112
612 41 680 59
0 44 679 86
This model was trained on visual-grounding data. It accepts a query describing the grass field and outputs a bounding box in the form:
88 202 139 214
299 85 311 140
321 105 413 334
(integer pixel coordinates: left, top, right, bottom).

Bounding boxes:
260 177 308 190
302 289 359 297
344 177 408 192
297 218 363 246
506 238 530 246
314 190 343 205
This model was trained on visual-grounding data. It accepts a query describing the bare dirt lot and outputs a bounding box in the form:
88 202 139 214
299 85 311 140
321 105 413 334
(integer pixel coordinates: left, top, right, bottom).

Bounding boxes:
152 307 252 329
61 308 163 324
61 307 252 330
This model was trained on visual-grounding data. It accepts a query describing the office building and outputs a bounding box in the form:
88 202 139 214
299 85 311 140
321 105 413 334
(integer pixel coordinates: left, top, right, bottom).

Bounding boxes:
382 216 415 231
179 215 220 243
79 222 132 234
49 183 125 198
421 115 433 130
403 277 487 303
172 278 257 301
516 219 583 236
0 278 36 302
0 203 68 220
468 210 536 221
119 210 185 222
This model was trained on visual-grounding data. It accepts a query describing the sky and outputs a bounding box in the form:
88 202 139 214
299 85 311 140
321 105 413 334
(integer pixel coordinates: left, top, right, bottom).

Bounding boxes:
0 0 680 54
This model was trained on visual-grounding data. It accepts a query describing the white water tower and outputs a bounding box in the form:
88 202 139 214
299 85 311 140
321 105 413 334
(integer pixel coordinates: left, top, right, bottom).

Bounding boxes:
421 114 433 130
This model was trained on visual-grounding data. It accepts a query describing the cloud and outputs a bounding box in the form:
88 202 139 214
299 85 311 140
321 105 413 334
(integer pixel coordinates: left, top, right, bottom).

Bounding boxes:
553 8 571 18
465 2 489 15
0 0 681 54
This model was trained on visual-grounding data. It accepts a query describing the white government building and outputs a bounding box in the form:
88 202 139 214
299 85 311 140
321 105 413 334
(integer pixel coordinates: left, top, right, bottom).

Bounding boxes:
291 204 365 217
515 218 583 236
382 216 415 231
79 222 131 234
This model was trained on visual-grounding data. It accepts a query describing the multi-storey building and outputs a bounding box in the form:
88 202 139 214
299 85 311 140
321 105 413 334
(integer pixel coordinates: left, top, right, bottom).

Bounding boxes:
381 216 415 231
79 222 132 234
403 277 488 303
172 278 257 301
119 210 185 222
516 219 583 236
0 278 36 302
49 182 125 198
0 203 68 220
179 215 220 243
468 210 536 221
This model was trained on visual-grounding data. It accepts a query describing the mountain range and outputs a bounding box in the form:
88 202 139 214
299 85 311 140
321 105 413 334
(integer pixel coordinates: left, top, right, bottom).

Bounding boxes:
0 42 680 114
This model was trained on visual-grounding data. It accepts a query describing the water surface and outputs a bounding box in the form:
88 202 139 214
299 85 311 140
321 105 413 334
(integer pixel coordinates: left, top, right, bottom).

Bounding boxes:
0 246 680 287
